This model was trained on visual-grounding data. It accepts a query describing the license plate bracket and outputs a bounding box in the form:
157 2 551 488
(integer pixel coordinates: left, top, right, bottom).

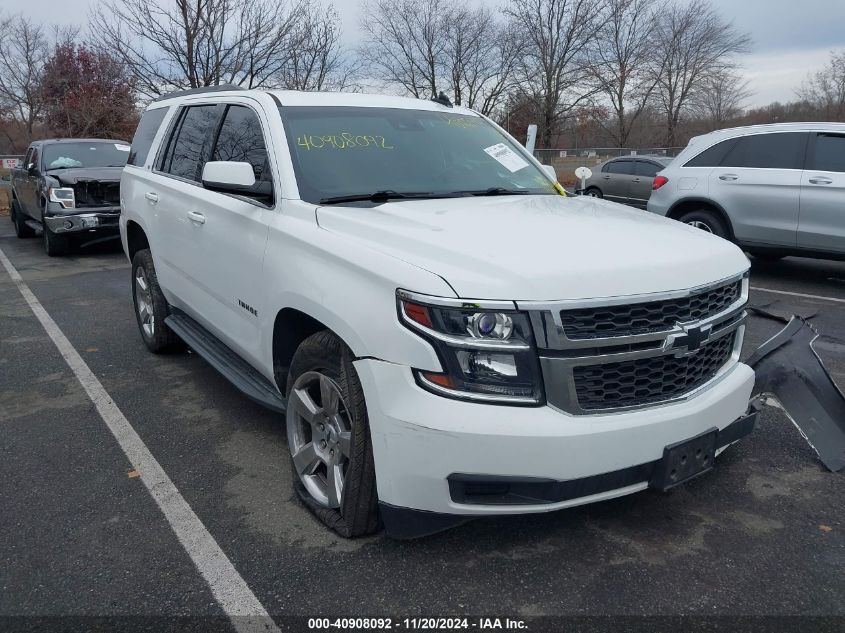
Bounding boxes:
650 427 718 492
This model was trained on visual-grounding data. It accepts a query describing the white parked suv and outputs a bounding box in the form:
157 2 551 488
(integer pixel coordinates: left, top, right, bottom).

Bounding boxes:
120 86 757 538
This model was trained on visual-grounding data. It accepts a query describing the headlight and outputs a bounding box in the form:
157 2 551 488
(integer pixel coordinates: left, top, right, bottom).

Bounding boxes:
48 187 75 209
397 290 544 405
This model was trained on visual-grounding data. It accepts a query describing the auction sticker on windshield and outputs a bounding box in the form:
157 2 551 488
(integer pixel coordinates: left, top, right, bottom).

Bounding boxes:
484 143 529 173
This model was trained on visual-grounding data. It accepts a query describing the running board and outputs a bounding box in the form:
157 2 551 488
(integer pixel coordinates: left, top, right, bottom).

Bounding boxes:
25 219 43 234
165 311 286 414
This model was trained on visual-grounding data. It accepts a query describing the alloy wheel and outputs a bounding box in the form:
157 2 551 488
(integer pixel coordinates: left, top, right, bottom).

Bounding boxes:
687 220 714 233
134 267 155 338
287 371 352 508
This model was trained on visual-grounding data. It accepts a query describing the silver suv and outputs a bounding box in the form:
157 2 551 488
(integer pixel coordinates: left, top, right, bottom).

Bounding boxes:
647 123 845 261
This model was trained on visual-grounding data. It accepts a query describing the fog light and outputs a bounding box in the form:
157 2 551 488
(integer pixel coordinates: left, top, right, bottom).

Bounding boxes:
64 220 73 229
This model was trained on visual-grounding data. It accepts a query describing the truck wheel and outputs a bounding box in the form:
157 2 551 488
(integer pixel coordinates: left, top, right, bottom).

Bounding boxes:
678 209 728 239
286 330 380 537
43 224 70 256
12 200 36 238
131 249 181 353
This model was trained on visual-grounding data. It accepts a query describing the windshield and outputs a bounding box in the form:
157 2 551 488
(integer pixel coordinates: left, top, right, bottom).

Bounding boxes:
280 106 556 204
43 142 130 170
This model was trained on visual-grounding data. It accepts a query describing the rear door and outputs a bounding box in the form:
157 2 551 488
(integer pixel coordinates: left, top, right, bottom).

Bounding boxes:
708 132 807 247
150 103 222 310
630 160 663 208
798 132 845 254
599 159 636 204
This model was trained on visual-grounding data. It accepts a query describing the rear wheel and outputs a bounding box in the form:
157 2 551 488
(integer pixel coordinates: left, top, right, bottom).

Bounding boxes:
131 249 181 353
286 330 380 537
678 209 728 239
12 200 36 238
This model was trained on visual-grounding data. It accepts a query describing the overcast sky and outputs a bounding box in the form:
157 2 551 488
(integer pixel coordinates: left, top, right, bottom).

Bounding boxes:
8 0 845 107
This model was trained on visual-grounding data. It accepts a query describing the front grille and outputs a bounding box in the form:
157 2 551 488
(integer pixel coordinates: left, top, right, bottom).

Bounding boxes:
559 280 742 340
73 180 120 207
572 333 736 411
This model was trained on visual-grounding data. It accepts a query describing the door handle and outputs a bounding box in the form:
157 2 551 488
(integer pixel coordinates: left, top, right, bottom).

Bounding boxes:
718 174 738 181
145 192 159 203
809 177 833 185
187 211 206 224
632 178 641 182
602 175 611 180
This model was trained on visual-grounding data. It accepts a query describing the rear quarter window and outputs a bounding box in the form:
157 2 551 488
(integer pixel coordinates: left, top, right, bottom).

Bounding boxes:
128 107 169 167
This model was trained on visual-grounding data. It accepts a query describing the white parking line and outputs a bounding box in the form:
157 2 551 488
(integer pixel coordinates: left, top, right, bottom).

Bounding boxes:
750 286 845 305
0 246 279 633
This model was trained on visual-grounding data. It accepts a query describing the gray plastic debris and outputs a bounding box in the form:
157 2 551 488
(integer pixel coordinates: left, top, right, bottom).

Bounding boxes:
748 317 845 472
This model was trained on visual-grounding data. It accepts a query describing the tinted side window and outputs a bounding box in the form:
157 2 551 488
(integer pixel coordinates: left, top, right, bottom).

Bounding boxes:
684 138 738 167
605 160 633 175
23 147 33 166
211 105 271 183
30 147 40 171
161 105 218 181
634 161 661 177
721 133 806 169
129 107 168 166
810 134 845 173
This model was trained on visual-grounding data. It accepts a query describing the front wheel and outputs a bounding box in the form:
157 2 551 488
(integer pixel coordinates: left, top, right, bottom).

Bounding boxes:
43 223 70 256
584 187 603 198
678 209 729 239
286 330 380 537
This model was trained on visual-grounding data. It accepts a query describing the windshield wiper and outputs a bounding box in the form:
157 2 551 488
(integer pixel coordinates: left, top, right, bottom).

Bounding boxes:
319 190 444 205
461 187 532 196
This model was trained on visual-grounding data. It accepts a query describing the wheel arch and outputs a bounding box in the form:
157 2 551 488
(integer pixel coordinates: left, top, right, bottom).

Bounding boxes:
126 220 151 261
272 308 335 396
666 197 735 240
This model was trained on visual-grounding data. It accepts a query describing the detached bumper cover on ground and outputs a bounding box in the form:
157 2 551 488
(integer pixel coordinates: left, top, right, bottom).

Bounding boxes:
749 316 845 473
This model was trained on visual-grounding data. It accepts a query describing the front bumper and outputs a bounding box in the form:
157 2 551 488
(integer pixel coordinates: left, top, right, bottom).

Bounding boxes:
354 357 755 535
44 210 120 234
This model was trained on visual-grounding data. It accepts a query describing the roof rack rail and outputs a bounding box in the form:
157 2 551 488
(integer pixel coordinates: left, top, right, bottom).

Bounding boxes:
153 84 245 103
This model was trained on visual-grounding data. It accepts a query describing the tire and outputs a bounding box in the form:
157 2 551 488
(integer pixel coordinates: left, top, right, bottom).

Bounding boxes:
43 222 70 256
678 209 729 239
12 199 36 238
584 187 603 198
286 330 380 537
131 249 181 353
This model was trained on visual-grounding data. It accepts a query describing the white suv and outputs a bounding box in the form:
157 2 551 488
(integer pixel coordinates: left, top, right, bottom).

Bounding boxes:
120 86 757 538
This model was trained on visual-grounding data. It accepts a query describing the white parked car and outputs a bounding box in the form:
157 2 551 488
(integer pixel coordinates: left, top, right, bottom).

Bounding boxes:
120 86 756 538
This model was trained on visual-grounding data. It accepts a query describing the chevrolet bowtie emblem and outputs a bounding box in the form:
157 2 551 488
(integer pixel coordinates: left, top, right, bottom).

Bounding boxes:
665 323 712 356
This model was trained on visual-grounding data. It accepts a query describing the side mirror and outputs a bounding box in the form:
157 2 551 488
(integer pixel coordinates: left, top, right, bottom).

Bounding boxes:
202 161 256 192
542 164 557 181
27 162 37 174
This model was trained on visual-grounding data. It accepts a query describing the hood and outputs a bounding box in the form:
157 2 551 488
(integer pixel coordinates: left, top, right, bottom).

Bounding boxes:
316 195 749 301
46 166 123 186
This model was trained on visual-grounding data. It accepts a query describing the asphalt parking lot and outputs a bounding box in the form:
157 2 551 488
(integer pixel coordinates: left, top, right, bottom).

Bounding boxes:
1 220 844 632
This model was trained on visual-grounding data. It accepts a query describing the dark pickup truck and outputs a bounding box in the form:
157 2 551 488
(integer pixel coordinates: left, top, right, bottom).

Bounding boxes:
10 138 129 255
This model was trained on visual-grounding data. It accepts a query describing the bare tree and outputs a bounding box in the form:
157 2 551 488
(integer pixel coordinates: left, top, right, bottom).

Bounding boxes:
279 2 359 91
589 0 659 147
693 68 751 129
798 49 845 121
503 0 604 148
651 0 751 146
359 0 451 99
0 14 50 136
89 0 315 98
445 7 521 115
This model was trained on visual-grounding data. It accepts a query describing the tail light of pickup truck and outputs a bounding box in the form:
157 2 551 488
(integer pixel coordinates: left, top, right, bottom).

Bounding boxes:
652 175 669 190
48 187 75 209
397 291 544 405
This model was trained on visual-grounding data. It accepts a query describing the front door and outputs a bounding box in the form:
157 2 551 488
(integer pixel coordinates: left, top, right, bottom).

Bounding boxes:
600 159 636 204
708 132 807 247
798 132 845 255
